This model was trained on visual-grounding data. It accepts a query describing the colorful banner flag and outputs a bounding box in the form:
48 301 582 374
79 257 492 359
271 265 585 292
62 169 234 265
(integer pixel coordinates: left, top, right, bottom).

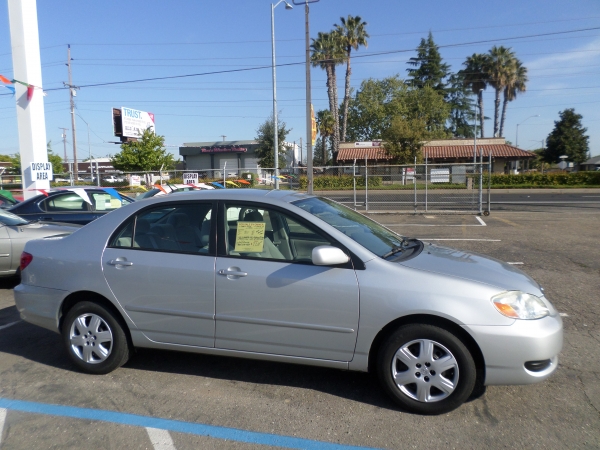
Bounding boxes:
0 75 11 84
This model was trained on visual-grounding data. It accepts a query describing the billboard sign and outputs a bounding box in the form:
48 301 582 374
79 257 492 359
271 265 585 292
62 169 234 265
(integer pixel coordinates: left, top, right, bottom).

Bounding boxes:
120 107 155 138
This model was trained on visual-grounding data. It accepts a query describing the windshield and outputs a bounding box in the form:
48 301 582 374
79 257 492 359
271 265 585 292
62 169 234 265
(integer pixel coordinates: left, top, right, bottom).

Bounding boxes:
0 208 29 226
292 197 405 258
137 189 161 199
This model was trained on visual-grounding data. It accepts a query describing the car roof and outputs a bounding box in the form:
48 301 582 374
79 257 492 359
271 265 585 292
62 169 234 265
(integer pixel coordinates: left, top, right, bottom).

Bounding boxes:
149 188 315 204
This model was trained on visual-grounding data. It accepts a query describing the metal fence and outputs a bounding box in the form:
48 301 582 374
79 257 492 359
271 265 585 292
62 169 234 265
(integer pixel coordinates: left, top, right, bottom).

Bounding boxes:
48 157 492 215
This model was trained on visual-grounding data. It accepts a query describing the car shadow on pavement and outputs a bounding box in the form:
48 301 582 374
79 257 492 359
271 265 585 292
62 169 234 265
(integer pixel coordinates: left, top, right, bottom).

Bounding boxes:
0 307 485 413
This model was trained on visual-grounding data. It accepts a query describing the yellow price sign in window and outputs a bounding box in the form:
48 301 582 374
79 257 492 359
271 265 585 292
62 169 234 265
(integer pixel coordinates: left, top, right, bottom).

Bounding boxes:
234 222 265 253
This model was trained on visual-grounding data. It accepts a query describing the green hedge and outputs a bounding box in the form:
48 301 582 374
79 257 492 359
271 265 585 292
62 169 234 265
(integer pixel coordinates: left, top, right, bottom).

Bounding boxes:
478 171 600 187
298 175 382 190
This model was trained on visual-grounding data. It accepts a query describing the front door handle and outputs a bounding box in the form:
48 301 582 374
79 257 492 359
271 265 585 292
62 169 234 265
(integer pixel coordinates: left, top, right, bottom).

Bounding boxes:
218 269 247 277
108 259 133 266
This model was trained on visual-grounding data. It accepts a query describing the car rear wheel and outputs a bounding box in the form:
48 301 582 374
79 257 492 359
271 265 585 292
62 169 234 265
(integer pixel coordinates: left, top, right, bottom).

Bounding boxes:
377 323 476 415
62 301 130 374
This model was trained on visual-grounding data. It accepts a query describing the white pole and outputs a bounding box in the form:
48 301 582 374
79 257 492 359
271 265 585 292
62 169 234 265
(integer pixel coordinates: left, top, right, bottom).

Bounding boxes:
8 0 50 199
271 2 279 190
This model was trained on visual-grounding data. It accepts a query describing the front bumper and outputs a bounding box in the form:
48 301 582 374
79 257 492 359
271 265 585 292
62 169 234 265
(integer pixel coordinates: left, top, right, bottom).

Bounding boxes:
13 284 68 334
464 314 563 385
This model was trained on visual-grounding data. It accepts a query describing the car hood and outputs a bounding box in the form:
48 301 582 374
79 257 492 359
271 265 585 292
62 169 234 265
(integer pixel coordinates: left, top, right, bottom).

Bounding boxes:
398 243 542 295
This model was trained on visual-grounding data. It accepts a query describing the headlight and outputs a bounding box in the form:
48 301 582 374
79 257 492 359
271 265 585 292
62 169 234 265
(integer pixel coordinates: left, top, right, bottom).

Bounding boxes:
491 291 549 320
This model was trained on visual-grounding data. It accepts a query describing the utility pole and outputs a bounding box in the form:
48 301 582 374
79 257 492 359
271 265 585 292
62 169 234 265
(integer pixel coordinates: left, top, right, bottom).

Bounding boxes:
220 135 227 142
59 127 68 165
299 136 303 167
65 45 79 178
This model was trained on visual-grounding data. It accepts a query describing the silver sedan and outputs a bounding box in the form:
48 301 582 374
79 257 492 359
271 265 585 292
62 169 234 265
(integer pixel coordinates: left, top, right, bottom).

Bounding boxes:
0 208 80 277
14 189 562 414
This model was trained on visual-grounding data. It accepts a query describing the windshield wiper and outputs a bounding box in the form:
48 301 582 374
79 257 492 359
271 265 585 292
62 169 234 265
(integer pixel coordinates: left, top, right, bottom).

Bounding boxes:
381 238 420 259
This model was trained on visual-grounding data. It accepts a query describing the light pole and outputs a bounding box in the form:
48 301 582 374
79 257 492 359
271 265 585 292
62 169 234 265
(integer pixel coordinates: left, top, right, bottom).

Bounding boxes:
271 0 293 190
76 113 92 183
516 115 539 148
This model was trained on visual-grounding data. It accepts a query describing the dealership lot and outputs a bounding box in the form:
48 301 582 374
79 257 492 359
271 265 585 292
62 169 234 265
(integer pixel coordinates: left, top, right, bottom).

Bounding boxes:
0 208 598 449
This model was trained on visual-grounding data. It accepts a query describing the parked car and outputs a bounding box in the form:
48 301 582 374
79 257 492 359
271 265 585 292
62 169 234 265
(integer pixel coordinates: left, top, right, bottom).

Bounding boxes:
8 187 135 225
0 208 80 277
14 189 562 414
0 190 19 209
103 175 125 184
136 183 215 200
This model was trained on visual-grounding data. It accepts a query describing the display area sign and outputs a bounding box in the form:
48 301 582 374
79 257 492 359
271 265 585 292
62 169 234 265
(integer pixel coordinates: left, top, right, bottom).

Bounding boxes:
30 161 53 181
183 172 198 185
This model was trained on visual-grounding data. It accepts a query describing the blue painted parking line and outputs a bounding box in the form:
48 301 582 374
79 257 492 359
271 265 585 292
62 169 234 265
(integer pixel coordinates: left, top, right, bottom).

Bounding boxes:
0 397 380 450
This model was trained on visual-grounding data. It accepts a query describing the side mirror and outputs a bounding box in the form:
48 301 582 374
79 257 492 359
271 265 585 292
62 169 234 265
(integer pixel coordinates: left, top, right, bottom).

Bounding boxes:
312 245 350 266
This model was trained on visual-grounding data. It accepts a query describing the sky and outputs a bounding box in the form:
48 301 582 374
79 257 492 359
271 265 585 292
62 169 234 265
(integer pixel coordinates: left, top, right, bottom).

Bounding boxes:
1 0 600 163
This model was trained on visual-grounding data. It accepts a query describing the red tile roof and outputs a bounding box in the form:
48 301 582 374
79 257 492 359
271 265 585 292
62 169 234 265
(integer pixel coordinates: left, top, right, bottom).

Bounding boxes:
337 144 535 161
336 147 393 161
423 144 535 159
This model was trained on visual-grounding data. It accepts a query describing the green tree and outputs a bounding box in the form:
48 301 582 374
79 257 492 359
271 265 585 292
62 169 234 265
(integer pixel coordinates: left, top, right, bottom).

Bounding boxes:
311 31 345 155
315 109 335 165
543 108 590 164
500 59 528 137
111 128 176 172
345 76 407 141
383 117 433 164
460 53 489 137
334 15 369 143
6 141 64 176
254 114 291 170
486 46 516 137
47 141 64 175
446 73 475 138
406 32 450 94
402 86 451 137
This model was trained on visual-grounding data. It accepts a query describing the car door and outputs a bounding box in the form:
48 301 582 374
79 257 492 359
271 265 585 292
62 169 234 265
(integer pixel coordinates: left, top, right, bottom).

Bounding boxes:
215 202 359 362
0 226 11 273
102 202 216 347
37 192 97 225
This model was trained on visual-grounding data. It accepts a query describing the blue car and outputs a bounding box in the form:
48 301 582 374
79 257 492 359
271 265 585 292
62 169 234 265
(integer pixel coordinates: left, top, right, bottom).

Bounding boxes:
8 187 134 225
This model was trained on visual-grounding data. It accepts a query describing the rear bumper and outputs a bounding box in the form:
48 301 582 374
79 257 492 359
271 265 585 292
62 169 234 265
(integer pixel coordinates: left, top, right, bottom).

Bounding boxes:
13 284 68 334
464 314 563 385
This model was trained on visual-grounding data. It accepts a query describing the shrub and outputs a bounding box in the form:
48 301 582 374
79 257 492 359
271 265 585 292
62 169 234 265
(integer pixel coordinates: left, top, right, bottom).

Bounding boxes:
298 175 382 190
478 171 600 187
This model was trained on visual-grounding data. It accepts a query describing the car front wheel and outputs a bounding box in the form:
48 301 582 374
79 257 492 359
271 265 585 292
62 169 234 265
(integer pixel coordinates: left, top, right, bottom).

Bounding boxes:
377 323 476 415
62 301 130 374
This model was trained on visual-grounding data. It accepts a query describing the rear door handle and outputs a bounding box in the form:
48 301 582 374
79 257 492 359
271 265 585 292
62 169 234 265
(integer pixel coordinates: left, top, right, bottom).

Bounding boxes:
218 269 247 277
109 259 133 266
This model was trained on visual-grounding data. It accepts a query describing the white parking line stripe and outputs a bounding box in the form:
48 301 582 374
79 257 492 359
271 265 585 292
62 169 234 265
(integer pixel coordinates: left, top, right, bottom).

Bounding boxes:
476 216 486 226
0 321 20 331
146 427 176 450
507 262 524 265
0 408 6 445
560 313 569 317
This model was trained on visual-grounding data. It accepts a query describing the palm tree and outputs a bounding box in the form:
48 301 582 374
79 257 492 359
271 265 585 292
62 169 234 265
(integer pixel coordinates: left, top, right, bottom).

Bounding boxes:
311 31 344 157
316 109 335 165
500 59 528 137
461 53 489 138
335 15 369 144
486 46 516 137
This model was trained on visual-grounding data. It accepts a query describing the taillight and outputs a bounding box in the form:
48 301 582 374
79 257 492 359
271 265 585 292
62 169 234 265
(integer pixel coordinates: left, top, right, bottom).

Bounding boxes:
20 252 33 271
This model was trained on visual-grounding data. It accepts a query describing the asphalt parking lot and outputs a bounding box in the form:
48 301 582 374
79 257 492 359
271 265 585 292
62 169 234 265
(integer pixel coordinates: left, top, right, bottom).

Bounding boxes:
0 207 598 449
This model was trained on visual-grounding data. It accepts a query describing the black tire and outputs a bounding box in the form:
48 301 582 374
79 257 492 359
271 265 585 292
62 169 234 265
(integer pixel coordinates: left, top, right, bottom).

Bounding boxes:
62 301 130 375
377 323 476 415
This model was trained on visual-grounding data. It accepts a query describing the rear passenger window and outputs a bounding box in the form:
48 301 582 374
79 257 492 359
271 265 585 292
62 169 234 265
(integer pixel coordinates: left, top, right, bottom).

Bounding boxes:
108 203 213 254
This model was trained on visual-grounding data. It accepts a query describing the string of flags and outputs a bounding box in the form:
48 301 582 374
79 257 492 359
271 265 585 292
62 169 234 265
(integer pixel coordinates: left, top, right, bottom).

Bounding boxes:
0 74 45 100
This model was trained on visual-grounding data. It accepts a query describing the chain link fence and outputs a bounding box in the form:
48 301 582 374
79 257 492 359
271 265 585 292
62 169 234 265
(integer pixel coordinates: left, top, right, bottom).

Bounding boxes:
46 158 491 214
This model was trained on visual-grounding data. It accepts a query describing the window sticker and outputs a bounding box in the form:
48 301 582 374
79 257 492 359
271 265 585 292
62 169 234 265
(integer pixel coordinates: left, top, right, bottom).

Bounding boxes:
234 222 265 253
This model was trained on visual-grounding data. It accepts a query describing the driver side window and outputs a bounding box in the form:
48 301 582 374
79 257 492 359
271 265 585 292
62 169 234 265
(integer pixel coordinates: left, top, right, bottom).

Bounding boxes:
223 203 333 263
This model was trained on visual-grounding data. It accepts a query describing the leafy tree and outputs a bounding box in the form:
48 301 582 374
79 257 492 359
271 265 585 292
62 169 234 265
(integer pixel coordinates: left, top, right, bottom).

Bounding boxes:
382 117 427 164
500 59 528 137
111 128 176 172
406 32 450 94
254 114 291 170
460 53 489 137
543 109 589 164
312 140 327 166
46 141 64 174
0 155 11 163
311 31 345 154
446 73 475 138
334 15 369 143
401 86 451 137
486 46 516 137
346 76 407 141
315 109 335 165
